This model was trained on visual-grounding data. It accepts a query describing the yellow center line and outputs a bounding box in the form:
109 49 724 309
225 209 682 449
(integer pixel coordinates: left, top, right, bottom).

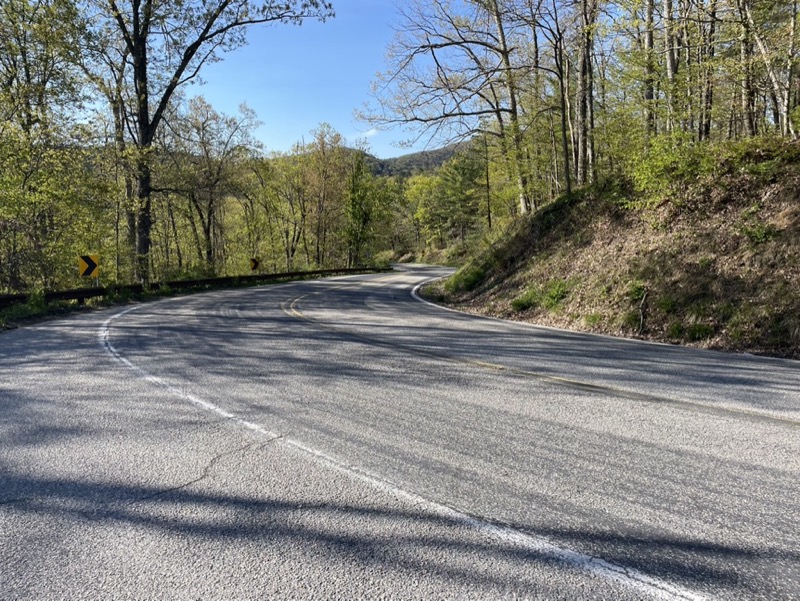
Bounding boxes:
280 275 799 428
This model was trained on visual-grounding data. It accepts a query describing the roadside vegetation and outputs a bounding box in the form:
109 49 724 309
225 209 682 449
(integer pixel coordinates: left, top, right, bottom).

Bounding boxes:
423 138 800 358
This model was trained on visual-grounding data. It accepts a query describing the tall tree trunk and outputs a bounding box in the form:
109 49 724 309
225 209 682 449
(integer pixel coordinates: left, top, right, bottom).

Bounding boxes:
484 136 492 228
644 0 656 137
135 160 153 283
664 0 677 131
168 200 183 270
788 0 798 138
679 0 694 135
577 0 596 185
131 2 155 284
555 38 572 196
487 0 531 214
739 10 756 137
700 0 717 141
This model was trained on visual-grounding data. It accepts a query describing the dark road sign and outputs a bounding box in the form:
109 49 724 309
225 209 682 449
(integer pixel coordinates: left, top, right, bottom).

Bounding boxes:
250 258 260 271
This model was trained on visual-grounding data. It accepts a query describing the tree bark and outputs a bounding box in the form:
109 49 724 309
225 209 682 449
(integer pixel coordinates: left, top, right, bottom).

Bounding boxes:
664 0 677 131
577 0 596 185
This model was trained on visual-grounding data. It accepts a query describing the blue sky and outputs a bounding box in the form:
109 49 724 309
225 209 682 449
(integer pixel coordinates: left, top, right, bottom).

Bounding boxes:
196 0 425 159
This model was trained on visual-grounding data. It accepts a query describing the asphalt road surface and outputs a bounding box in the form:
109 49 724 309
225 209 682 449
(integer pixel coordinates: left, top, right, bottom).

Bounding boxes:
2 265 798 599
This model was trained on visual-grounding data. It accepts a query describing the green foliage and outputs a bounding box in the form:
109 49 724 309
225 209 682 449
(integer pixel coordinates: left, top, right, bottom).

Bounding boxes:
721 137 800 180
698 256 714 270
0 125 113 293
628 133 716 203
372 250 395 269
104 285 133 304
0 301 42 328
445 264 486 294
26 290 47 312
742 222 778 245
344 151 396 267
407 173 447 249
626 279 647 303
622 310 641 330
402 149 486 257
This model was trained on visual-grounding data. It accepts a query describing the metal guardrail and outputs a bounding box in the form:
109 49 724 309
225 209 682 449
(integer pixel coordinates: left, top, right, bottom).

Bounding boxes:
0 268 385 310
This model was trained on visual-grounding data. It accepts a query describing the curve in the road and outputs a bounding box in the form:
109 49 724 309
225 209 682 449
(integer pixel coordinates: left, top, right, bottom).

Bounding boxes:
287 273 799 428
100 281 707 601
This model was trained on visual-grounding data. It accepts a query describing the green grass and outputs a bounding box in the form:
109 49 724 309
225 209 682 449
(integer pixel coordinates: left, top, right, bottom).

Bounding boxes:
511 278 573 312
584 312 603 327
686 323 715 341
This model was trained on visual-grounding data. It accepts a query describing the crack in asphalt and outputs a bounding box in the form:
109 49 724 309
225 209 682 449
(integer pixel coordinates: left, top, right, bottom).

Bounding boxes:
132 441 266 503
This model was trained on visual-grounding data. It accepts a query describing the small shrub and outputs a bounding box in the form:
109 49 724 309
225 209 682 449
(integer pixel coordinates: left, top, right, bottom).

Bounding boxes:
626 279 647 303
742 222 778 245
667 322 684 339
0 291 48 327
445 264 486 294
0 303 37 327
728 325 745 342
629 132 716 203
26 290 47 312
741 203 760 219
718 302 736 321
657 295 677 314
105 285 133 304
418 283 446 303
622 310 641 330
511 287 541 312
373 250 395 269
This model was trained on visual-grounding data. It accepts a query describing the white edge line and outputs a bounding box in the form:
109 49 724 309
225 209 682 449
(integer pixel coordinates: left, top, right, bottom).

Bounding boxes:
410 274 799 367
100 301 706 601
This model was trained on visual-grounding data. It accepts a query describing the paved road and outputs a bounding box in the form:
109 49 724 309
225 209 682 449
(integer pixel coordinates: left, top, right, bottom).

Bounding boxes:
2 265 798 599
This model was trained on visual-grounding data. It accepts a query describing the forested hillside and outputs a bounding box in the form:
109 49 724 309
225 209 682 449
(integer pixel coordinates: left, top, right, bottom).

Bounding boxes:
1 0 798 357
370 144 464 177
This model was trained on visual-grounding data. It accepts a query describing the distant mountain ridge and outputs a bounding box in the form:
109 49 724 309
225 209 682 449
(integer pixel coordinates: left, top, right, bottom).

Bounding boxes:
367 143 464 177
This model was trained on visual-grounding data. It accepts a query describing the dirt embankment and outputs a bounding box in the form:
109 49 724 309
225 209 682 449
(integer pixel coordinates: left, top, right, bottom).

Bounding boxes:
426 150 800 359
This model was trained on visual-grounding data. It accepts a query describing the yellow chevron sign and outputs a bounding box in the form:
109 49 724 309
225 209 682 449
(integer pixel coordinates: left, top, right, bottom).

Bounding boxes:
79 255 99 278
250 258 260 271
